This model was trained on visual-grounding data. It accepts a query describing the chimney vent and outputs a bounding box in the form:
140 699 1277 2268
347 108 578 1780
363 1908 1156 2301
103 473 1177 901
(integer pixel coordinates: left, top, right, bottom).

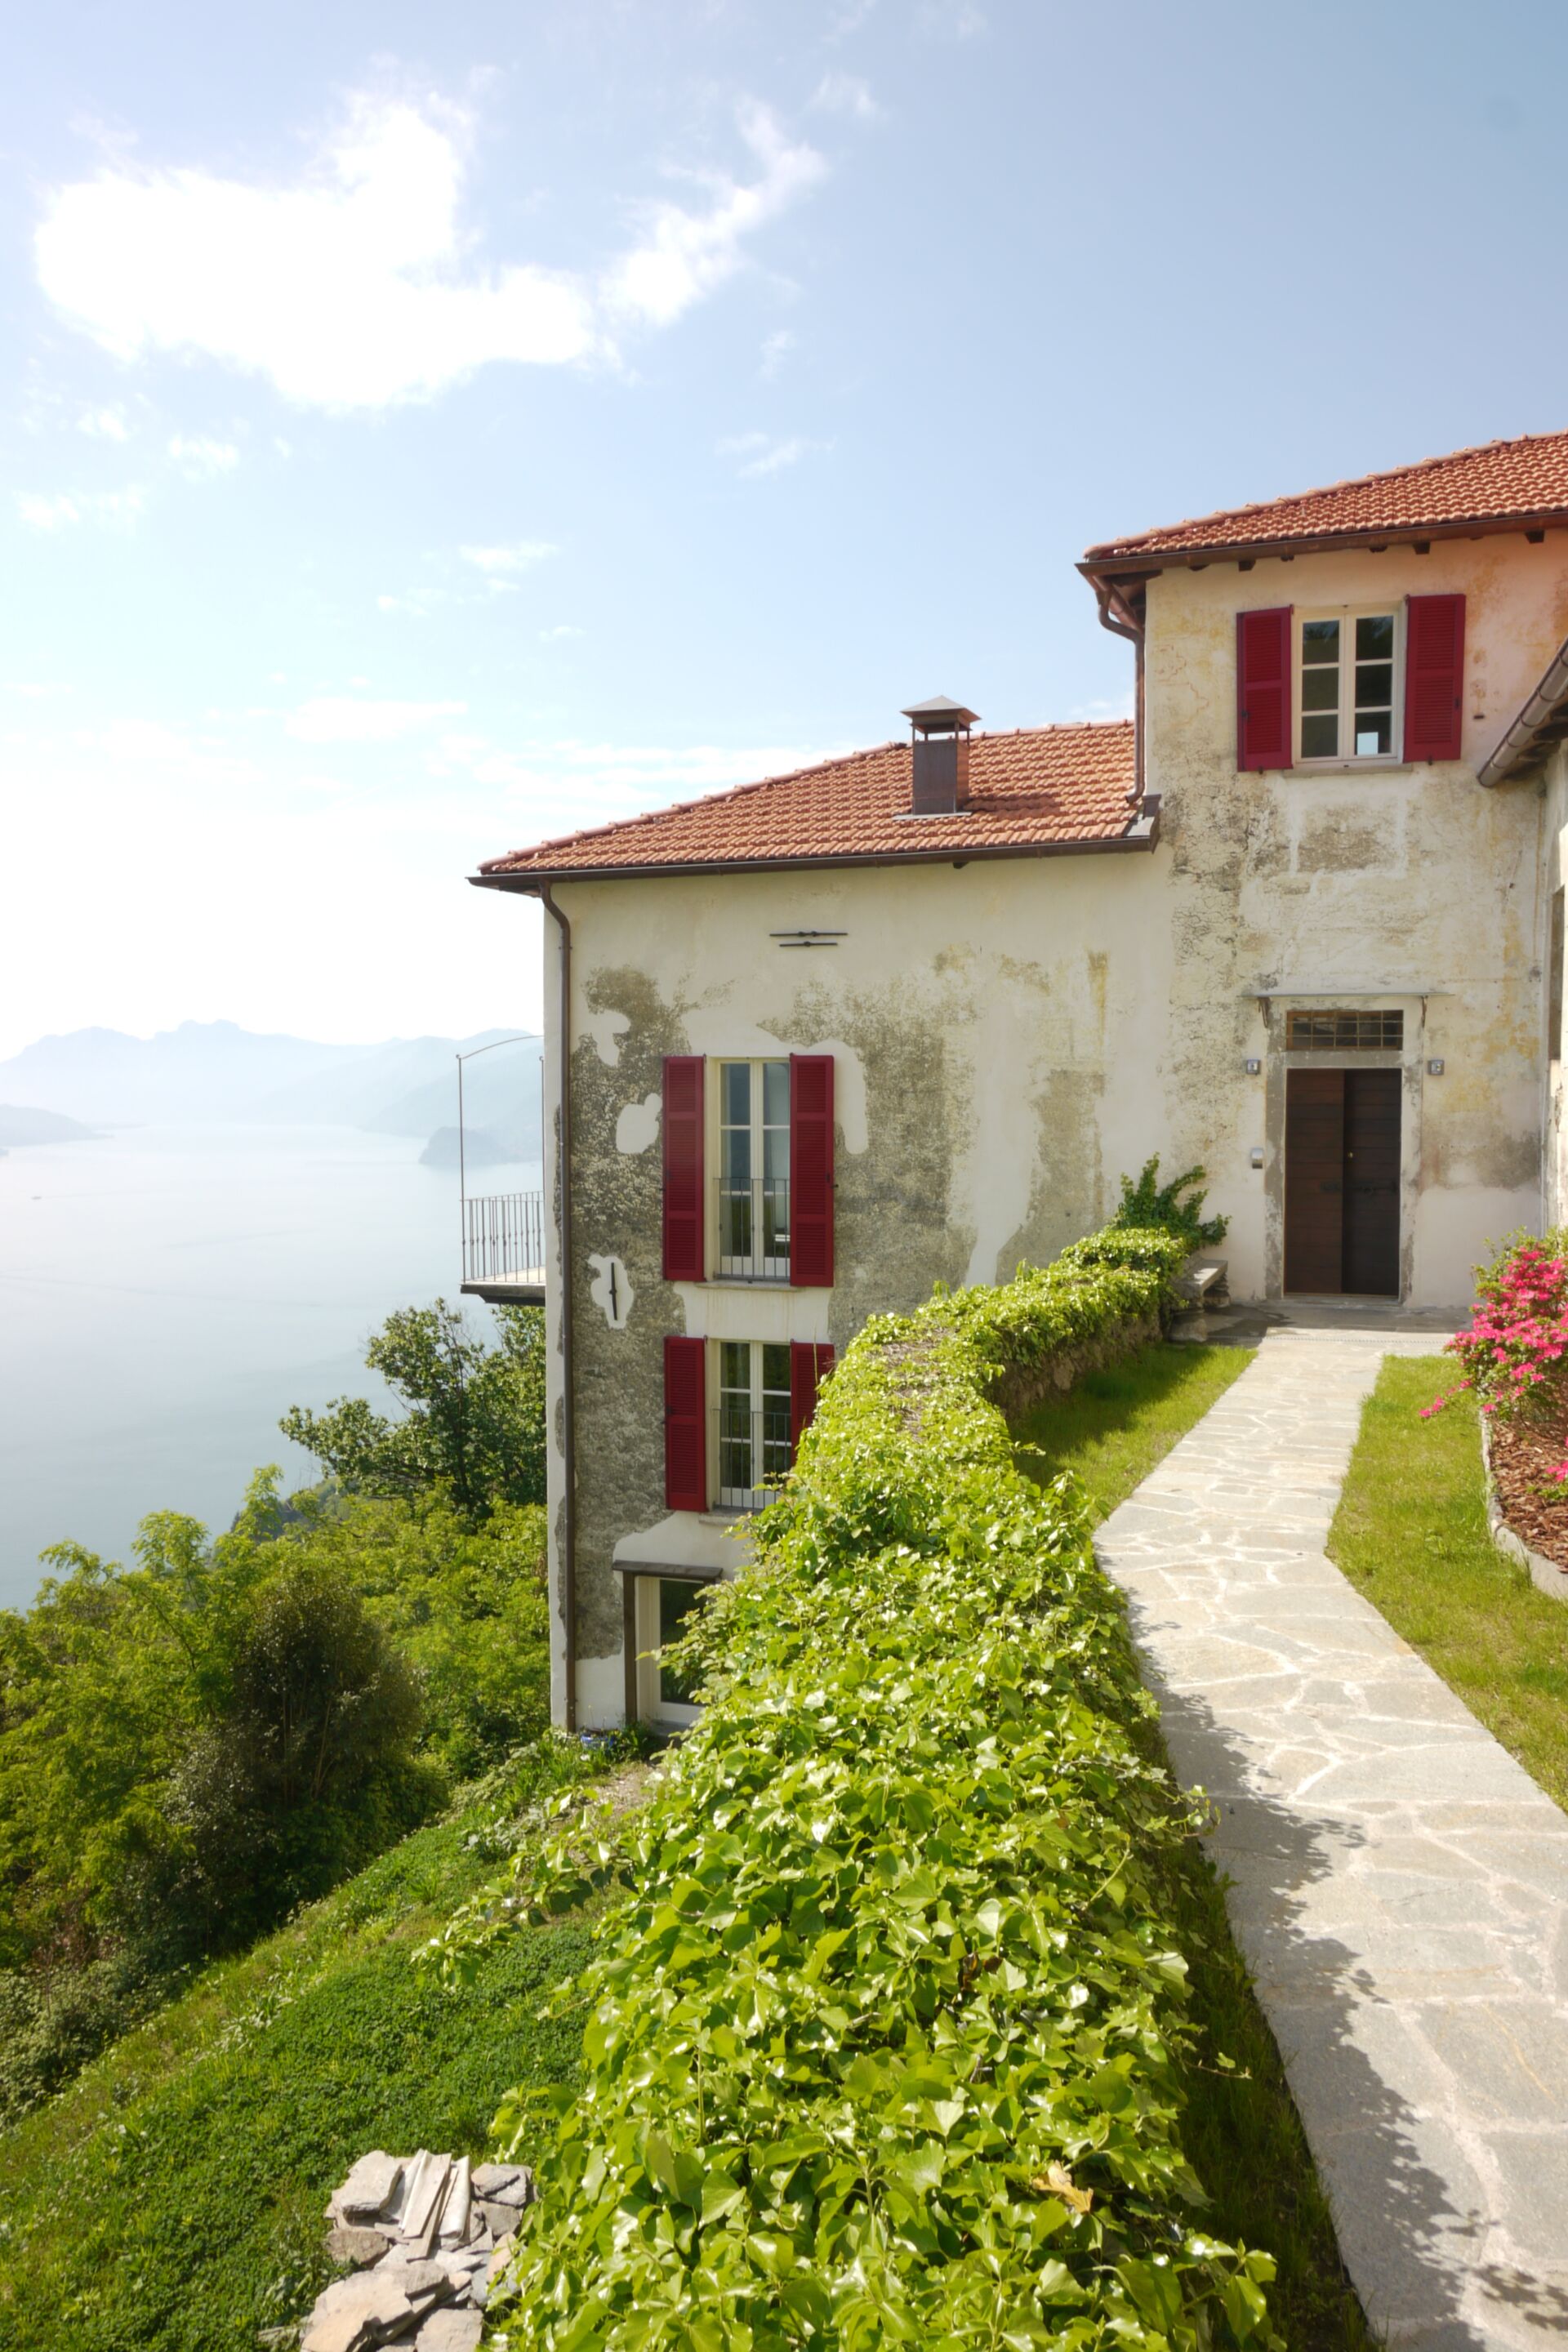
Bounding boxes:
902 694 978 815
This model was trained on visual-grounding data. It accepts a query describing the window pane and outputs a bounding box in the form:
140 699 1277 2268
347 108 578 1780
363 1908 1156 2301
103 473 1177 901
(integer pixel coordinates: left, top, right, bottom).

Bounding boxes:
722 1062 750 1125
761 1343 791 1397
1355 715 1392 756
1302 713 1339 759
1302 618 1340 662
1301 666 1339 712
719 1341 749 1394
762 1128 789 1180
1355 662 1393 709
762 1061 790 1124
1356 614 1394 659
723 1128 751 1183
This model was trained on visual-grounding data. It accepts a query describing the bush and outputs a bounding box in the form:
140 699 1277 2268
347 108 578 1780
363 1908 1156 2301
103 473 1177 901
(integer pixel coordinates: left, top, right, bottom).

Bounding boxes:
433 1225 1276 2349
1107 1156 1227 1252
1426 1231 1568 1478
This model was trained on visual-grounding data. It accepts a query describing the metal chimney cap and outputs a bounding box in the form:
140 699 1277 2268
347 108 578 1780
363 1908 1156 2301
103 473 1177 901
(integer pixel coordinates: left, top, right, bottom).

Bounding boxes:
902 694 979 733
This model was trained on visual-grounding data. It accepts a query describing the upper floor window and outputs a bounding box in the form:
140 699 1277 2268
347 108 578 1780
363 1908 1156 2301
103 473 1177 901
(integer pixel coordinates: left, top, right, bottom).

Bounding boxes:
719 1060 791 1278
1299 611 1399 763
662 1053 835 1287
1236 595 1463 773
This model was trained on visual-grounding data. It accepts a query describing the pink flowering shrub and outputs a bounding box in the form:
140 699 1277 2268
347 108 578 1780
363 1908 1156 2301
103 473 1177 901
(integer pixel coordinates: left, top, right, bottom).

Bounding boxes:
1427 1232 1568 1482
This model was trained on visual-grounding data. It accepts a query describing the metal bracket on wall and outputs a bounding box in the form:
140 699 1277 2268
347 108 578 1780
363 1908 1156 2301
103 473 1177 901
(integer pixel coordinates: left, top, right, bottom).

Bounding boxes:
771 930 847 949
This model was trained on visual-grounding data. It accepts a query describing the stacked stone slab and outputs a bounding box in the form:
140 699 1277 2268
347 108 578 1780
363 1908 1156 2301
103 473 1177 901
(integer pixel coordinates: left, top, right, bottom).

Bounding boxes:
296 2150 536 2351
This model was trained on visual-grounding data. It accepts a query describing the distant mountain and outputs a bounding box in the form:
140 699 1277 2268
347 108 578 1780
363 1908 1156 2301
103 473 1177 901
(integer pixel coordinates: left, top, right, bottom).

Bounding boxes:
0 1022 541 1155
0 1104 100 1146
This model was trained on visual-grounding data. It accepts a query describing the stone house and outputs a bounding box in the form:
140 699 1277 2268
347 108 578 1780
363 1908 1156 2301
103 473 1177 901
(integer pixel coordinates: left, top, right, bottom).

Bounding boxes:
472 429 1568 1733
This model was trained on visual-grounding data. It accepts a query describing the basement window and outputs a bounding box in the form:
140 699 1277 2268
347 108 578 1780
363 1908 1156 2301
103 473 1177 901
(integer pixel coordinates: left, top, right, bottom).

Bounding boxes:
1286 1009 1404 1051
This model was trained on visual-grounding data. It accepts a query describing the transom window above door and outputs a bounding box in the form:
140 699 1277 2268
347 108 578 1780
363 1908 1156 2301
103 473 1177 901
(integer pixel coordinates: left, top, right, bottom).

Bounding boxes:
1298 611 1400 762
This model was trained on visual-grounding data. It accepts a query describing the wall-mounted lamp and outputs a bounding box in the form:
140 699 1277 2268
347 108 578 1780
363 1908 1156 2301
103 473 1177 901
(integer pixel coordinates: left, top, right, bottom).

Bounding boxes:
1428 1058 1446 1076
1244 1058 1263 1076
1250 1147 1264 1169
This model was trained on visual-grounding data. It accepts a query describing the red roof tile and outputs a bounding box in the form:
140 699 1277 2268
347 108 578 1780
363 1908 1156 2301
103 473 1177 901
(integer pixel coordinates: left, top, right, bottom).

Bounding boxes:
476 723 1139 881
1085 429 1568 565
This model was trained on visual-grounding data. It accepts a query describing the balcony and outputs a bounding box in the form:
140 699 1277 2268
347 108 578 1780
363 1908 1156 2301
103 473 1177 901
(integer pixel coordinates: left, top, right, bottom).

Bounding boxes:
715 1177 791 1281
714 1402 793 1512
461 1189 546 1305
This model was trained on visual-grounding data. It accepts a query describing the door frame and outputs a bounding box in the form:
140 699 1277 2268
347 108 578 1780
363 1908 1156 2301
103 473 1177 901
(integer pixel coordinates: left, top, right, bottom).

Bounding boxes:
1261 996 1427 1303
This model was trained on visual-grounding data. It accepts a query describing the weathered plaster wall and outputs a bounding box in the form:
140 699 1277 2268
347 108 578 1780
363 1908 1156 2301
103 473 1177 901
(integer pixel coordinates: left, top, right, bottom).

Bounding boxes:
1143 541 1553 1302
1543 745 1568 1231
543 852 1172 1724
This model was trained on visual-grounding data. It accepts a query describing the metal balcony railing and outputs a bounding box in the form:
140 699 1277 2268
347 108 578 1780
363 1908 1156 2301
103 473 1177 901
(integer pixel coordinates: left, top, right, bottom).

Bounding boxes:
714 1403 793 1512
715 1177 791 1281
461 1189 545 1292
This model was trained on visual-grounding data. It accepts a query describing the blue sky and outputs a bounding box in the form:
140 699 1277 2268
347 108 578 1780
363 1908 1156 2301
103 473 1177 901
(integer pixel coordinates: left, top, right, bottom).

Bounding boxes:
2 0 1564 1057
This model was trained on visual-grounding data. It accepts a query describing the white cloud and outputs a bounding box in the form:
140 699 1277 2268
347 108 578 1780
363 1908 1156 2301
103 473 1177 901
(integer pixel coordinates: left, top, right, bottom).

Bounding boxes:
718 430 823 478
35 91 826 412
601 101 826 332
78 405 130 439
458 540 558 576
811 73 882 119
2 681 72 698
18 486 146 530
538 625 584 643
286 696 468 743
760 327 795 378
376 592 430 617
168 434 238 480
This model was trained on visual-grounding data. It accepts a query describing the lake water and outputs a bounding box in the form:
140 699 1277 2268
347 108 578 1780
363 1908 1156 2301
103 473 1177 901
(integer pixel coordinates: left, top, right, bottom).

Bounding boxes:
0 1125 541 1610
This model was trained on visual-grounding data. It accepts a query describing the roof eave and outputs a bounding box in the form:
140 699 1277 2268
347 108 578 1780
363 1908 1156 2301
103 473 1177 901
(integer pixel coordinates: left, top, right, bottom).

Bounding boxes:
470 813 1160 893
1080 507 1568 578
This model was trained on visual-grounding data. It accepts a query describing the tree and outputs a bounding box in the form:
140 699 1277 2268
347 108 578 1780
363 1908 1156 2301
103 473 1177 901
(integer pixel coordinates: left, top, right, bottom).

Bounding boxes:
280 1300 546 1521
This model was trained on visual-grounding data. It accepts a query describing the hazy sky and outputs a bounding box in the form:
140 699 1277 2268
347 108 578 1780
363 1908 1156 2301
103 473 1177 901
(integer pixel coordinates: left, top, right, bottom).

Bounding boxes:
2 0 1565 1057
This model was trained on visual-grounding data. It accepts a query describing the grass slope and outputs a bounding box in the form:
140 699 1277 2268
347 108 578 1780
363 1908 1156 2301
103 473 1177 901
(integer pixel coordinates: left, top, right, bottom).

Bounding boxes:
1015 1342 1374 2352
0 1775 603 2352
1329 1358 1568 1814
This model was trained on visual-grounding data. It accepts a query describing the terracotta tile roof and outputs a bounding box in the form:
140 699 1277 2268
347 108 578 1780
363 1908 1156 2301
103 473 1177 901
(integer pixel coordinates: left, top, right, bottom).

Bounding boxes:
475 723 1140 881
1085 429 1568 565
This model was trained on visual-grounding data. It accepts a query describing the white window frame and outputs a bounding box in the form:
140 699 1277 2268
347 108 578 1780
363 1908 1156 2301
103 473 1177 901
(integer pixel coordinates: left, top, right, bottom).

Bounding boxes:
715 1058 791 1281
635 1575 707 1727
1295 606 1404 768
714 1337 793 1511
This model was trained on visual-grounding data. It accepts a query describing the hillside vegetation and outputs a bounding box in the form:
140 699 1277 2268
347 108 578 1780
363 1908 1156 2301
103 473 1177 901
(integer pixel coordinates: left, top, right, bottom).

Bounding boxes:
0 1298 546 2128
0 1737 626 2352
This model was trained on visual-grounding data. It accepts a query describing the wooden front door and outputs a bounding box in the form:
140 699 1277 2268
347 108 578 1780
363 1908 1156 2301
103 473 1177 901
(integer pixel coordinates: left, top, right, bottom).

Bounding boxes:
1284 1067 1401 1297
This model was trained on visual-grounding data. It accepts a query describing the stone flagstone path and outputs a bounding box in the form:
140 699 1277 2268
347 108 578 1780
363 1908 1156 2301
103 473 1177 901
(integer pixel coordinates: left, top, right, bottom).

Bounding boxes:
1096 1329 1568 2351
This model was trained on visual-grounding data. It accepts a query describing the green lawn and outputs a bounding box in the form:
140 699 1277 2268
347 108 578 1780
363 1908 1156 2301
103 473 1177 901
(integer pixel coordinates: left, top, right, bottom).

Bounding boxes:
1329 1358 1568 1815
0 1756 617 2352
1016 1342 1374 2352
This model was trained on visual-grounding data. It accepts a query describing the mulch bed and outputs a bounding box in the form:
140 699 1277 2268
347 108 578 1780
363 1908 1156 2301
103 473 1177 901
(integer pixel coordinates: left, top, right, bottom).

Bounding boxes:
1488 1405 1568 1571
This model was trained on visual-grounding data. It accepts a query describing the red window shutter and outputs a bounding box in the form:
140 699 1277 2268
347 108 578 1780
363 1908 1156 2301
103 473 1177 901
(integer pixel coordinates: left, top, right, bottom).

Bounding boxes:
1236 607 1293 771
664 1335 707 1511
790 1054 835 1287
662 1055 705 1281
1404 594 1465 763
790 1342 834 1455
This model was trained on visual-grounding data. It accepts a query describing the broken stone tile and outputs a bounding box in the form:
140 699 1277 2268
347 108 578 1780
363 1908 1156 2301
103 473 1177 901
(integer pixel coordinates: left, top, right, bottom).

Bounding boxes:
414 2311 483 2352
484 2233 515 2288
331 2149 405 2225
400 2152 452 2247
437 2156 471 2248
475 2198 520 2237
300 2268 416 2352
323 2225 387 2270
470 2163 525 2199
